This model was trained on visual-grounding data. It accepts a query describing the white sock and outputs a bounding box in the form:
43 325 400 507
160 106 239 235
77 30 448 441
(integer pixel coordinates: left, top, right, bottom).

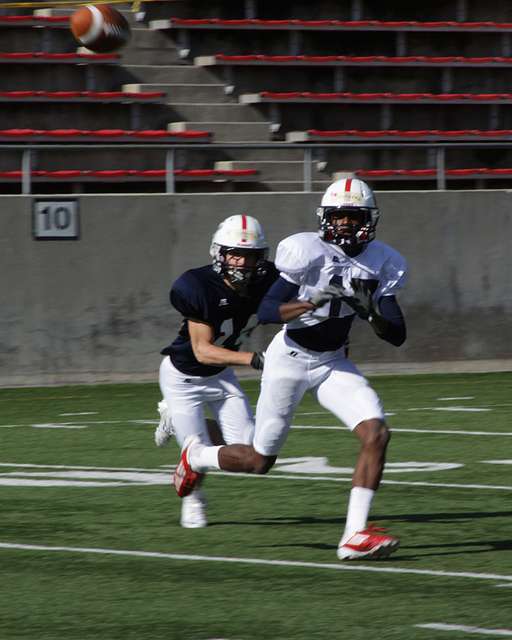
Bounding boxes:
340 487 375 544
189 444 222 472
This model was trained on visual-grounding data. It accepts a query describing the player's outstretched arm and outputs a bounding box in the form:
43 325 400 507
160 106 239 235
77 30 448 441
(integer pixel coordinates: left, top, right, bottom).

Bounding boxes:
341 280 406 346
188 320 260 368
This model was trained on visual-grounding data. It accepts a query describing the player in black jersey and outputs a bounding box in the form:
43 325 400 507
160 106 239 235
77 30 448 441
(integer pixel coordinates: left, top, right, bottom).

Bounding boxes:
156 214 278 527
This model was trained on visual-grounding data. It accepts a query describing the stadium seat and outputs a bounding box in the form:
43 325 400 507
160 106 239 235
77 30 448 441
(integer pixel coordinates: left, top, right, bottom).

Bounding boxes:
0 168 257 182
195 54 512 67
0 128 212 142
0 15 68 26
287 129 512 142
0 90 165 103
241 91 512 104
0 52 119 63
151 17 512 33
336 167 512 181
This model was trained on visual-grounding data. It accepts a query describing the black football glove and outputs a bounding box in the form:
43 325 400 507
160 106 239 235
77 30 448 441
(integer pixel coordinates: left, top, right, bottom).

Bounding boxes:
250 351 265 370
340 278 379 320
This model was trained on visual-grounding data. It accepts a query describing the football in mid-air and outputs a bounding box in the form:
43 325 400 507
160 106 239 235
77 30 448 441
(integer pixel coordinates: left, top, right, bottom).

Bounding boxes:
70 4 131 53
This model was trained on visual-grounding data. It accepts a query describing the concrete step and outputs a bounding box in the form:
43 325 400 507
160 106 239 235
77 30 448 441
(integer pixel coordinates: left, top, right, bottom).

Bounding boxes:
122 64 221 84
167 103 267 122
169 121 274 142
215 160 327 182
219 147 308 162
129 27 180 50
119 48 184 65
123 82 232 103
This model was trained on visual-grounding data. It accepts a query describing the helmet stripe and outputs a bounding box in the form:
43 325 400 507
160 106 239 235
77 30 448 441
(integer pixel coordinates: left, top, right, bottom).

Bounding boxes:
241 214 247 242
344 178 352 192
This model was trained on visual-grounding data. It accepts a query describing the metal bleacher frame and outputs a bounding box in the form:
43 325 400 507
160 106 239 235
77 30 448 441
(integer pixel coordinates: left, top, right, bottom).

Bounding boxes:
7 140 512 193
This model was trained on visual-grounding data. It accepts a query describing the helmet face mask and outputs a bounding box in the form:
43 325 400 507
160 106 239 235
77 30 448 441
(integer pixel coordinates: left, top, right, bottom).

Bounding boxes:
213 246 268 293
210 214 269 294
319 206 378 247
317 178 380 248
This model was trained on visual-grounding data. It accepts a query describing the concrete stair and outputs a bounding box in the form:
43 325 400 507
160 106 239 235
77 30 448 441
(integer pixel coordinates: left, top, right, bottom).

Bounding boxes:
169 121 274 142
123 82 232 103
167 103 268 122
215 160 328 182
122 64 221 84
118 28 185 65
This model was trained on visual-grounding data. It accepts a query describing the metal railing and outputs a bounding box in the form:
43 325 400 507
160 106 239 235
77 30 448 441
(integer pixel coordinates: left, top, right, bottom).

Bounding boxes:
3 141 512 194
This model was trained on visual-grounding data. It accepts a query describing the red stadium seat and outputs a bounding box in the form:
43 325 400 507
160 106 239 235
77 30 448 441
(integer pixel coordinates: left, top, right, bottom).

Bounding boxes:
152 17 512 32
0 129 212 142
287 129 512 142
0 91 165 103
348 168 512 180
0 168 257 183
0 52 119 63
196 54 512 67
0 15 69 26
243 91 512 104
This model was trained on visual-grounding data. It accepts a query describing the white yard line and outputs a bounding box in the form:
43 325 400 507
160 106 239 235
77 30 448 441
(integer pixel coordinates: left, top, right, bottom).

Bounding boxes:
407 407 490 412
390 428 512 436
416 623 512 636
1 462 511 491
32 425 87 430
1 542 511 584
59 412 98 416
292 425 512 436
208 471 512 492
0 462 161 472
2 420 512 438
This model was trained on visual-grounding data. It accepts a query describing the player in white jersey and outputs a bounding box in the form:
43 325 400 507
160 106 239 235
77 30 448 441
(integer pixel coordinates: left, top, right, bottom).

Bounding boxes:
173 178 407 560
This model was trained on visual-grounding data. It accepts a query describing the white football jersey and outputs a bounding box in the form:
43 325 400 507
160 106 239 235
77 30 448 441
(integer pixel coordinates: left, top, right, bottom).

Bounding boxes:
275 232 407 330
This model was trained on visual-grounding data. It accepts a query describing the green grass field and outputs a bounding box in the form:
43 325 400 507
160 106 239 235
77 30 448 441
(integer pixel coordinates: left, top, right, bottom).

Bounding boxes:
1 372 511 640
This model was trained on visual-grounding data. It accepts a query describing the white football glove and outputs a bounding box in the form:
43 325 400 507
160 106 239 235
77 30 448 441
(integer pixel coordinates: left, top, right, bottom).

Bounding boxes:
309 284 345 308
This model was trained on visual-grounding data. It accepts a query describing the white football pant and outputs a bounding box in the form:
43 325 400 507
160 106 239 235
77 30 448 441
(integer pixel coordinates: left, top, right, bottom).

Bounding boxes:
253 329 385 456
159 356 254 447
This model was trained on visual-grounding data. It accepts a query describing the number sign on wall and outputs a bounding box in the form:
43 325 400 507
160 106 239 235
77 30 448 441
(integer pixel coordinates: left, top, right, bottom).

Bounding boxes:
32 200 80 240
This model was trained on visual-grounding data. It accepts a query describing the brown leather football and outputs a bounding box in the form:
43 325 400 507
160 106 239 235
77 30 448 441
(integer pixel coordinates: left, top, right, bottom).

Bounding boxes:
70 4 130 53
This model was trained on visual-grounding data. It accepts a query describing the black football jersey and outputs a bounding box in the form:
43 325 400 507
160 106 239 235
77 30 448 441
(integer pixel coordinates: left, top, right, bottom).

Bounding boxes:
161 262 279 376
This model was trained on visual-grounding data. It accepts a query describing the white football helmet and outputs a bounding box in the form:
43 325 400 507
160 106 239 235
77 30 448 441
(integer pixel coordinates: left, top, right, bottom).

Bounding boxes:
317 177 380 247
210 214 269 291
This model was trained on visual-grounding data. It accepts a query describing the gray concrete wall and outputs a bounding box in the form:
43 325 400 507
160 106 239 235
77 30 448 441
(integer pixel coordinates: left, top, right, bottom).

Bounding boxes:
1 190 511 386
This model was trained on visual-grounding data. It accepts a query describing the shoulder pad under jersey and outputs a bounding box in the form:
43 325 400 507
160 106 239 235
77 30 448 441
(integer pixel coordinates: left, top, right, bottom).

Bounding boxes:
275 232 323 284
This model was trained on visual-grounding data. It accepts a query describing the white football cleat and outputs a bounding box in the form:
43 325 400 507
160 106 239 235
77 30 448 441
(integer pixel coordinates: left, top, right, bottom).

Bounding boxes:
337 526 399 560
154 400 174 447
180 489 207 528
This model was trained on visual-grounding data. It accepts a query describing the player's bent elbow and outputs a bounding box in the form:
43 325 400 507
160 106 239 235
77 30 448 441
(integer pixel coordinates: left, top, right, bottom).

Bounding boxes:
257 303 282 325
192 345 217 365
